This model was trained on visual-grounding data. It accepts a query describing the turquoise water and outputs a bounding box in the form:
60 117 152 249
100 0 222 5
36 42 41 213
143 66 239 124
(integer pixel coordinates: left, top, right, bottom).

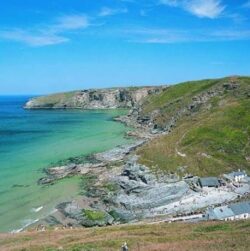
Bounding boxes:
0 96 132 232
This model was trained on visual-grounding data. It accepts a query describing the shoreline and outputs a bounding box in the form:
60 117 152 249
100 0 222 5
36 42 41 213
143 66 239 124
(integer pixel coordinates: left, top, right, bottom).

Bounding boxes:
22 110 155 231
10 111 142 233
5 109 135 234
22 108 250 232
14 78 250 232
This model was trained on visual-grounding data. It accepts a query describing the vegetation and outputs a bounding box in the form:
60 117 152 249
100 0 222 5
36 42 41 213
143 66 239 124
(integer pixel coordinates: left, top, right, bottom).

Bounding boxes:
102 182 119 193
79 174 97 196
143 79 218 114
51 155 86 167
0 220 249 250
194 223 233 233
138 77 250 176
30 91 77 108
11 77 249 251
141 78 221 128
82 209 106 221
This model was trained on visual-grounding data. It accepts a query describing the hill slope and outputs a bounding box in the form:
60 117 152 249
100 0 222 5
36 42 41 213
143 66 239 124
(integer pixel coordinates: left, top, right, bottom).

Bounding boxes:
25 77 250 177
0 220 249 251
137 76 250 176
4 76 249 250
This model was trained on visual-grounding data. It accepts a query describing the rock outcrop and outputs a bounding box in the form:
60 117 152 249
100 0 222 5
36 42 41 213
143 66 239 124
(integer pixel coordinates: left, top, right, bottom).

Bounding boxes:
32 76 250 230
119 79 240 134
24 86 166 109
39 154 190 227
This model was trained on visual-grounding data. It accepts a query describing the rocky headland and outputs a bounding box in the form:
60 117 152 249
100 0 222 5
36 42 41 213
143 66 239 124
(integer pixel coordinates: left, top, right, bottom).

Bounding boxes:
24 86 166 109
24 77 250 229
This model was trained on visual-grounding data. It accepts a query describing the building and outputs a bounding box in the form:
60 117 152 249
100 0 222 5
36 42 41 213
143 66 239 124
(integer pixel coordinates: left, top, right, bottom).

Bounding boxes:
207 201 250 221
223 170 247 182
207 206 234 221
199 177 220 188
230 201 250 220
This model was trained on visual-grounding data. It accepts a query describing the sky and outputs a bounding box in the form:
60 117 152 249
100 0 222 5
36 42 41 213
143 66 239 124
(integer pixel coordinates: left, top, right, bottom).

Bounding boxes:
0 0 250 94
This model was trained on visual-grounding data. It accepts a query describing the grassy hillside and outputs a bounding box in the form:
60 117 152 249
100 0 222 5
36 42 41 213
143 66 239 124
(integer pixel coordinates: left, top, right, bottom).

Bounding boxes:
138 77 250 176
142 79 218 115
27 92 77 108
0 221 249 251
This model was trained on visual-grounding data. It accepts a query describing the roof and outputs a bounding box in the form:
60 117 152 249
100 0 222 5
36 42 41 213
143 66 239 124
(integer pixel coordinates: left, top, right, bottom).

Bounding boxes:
199 177 220 187
223 171 247 181
207 201 250 220
230 201 250 215
212 206 234 219
232 171 246 177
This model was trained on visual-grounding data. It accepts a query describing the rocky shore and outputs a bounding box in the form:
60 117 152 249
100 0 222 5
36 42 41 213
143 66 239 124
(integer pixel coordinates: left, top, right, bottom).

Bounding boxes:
35 121 250 228
29 78 250 229
37 139 250 228
38 140 146 186
35 110 173 228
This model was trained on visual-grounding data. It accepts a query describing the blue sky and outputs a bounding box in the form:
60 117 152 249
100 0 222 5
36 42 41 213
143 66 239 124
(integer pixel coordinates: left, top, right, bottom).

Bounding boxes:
0 0 250 94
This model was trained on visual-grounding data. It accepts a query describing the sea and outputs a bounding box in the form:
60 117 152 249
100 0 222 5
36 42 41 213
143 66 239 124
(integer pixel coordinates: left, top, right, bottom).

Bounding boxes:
0 96 132 232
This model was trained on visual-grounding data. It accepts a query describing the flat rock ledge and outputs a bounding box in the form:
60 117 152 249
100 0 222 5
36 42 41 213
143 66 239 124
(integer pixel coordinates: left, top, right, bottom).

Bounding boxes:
38 154 250 229
38 140 146 185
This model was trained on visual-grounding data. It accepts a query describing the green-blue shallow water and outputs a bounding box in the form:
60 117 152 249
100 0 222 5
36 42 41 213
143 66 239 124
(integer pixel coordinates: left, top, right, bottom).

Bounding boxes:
0 96 133 232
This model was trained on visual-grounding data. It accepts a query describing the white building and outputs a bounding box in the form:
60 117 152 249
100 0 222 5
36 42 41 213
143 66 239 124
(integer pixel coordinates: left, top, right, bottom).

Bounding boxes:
207 206 234 221
223 170 247 183
230 201 250 220
207 201 250 221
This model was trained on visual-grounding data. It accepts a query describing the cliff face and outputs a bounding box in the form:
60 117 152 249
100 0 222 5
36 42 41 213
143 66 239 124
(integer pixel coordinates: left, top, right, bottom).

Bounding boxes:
24 87 166 109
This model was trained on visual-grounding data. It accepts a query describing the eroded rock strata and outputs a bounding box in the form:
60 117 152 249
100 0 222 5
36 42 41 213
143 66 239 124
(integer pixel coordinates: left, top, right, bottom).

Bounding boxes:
25 86 166 109
32 77 250 229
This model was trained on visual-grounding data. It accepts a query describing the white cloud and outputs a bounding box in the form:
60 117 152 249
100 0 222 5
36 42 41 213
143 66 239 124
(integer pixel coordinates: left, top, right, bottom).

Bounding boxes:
0 14 90 47
186 0 225 18
53 15 89 31
124 27 250 44
160 0 179 7
211 29 250 40
125 28 191 43
160 0 225 18
99 7 128 17
0 29 68 46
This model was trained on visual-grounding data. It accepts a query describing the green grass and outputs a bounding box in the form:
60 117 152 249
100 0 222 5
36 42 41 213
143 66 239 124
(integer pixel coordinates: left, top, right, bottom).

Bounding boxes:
27 86 162 109
79 174 97 196
30 91 77 108
70 243 100 251
82 209 106 221
194 223 233 233
142 78 221 128
143 79 218 112
1 220 249 251
102 182 119 192
138 77 250 176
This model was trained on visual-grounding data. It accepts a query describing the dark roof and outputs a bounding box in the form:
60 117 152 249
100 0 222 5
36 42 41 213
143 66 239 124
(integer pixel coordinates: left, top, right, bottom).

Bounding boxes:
230 201 250 215
199 177 220 187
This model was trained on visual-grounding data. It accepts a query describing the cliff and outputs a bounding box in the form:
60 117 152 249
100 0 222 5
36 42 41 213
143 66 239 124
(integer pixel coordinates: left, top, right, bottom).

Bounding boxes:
25 77 250 177
24 86 167 109
23 76 250 234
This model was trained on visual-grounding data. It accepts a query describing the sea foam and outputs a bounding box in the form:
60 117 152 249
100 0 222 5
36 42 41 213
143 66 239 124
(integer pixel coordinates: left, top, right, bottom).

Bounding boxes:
31 206 43 213
11 219 39 233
